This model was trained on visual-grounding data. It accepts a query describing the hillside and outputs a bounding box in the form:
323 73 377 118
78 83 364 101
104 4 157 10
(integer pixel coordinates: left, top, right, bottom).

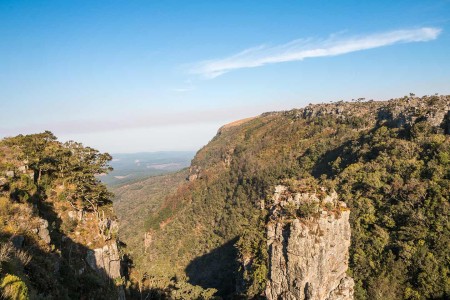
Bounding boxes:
0 132 128 299
117 95 450 299
112 170 188 266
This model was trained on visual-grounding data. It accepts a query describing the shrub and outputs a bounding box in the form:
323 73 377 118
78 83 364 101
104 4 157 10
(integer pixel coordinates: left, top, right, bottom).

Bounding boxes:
0 242 13 266
297 202 318 218
0 274 29 300
62 218 78 233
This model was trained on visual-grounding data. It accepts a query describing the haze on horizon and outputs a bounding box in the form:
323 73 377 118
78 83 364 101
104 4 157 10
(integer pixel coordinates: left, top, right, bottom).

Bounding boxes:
1 0 450 153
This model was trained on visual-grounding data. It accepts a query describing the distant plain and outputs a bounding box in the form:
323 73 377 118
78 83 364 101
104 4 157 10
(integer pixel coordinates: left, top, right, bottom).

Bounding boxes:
99 151 195 186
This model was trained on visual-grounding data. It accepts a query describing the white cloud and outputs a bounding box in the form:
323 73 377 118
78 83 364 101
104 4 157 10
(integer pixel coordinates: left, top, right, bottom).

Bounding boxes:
191 27 442 78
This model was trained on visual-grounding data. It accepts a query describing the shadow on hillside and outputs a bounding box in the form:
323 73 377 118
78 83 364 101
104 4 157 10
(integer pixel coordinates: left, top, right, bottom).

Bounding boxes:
185 237 240 298
1 187 122 299
309 125 390 179
309 142 350 179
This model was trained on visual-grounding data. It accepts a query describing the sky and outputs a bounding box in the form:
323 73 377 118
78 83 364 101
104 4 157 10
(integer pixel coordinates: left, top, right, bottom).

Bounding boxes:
1 0 450 153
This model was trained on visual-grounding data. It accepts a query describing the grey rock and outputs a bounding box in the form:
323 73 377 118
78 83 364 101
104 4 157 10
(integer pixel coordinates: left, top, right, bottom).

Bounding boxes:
37 219 51 244
327 277 355 300
99 217 119 241
188 174 198 181
86 241 122 280
68 210 77 220
272 185 287 204
265 187 354 300
144 232 152 251
188 166 201 181
67 210 84 221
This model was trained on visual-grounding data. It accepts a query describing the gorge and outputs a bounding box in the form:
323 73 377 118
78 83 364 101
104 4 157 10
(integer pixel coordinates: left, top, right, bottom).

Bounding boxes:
113 95 450 299
1 95 449 299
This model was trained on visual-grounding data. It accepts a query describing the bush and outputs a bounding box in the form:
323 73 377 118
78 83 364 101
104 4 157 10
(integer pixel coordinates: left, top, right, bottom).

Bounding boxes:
62 218 78 233
297 202 318 218
0 274 29 300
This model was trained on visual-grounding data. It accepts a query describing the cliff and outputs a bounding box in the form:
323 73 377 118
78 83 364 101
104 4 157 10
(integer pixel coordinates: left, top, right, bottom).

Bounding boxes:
115 95 450 299
265 185 354 300
0 132 125 299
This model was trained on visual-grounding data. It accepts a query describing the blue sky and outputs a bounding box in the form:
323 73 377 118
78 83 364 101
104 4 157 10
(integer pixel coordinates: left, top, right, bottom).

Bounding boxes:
1 0 449 152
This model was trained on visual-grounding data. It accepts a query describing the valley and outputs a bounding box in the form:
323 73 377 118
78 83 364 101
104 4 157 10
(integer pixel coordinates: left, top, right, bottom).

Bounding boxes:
100 152 194 186
3 2 449 299
111 95 450 299
1 95 449 299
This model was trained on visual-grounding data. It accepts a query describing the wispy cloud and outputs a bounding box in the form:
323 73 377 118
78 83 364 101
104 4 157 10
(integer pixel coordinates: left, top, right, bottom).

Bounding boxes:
191 27 442 78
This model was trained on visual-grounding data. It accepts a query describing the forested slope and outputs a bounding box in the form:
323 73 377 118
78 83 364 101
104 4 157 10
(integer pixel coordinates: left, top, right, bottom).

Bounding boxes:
120 95 450 300
112 170 188 268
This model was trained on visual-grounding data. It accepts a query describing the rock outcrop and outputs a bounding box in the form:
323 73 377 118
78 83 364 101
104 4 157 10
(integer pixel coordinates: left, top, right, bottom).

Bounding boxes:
98 215 119 241
86 241 122 280
37 218 51 244
188 165 201 182
265 185 354 300
288 95 450 135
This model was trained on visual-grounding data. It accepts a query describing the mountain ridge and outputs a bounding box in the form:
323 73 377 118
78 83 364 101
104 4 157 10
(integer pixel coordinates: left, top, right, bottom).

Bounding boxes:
117 95 450 299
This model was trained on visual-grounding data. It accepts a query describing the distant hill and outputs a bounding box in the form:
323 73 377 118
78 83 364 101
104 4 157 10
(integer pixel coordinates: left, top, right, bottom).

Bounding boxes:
99 151 195 186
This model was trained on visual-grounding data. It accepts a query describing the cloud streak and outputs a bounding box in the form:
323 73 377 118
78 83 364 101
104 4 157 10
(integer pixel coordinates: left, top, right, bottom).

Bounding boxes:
191 27 442 78
0 105 273 137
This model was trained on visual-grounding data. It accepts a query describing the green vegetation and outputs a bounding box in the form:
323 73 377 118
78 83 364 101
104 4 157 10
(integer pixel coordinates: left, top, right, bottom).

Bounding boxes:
112 171 189 269
1 131 113 209
337 124 450 299
0 274 28 300
2 96 447 299
0 132 121 299
120 95 450 299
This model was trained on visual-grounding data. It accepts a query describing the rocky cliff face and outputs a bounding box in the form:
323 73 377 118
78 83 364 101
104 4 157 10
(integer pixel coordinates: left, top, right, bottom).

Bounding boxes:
82 213 123 282
265 185 354 300
86 241 122 280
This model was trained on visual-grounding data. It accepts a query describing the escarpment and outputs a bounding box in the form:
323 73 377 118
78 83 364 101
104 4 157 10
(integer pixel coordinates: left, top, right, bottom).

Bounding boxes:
265 185 353 300
115 95 450 299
